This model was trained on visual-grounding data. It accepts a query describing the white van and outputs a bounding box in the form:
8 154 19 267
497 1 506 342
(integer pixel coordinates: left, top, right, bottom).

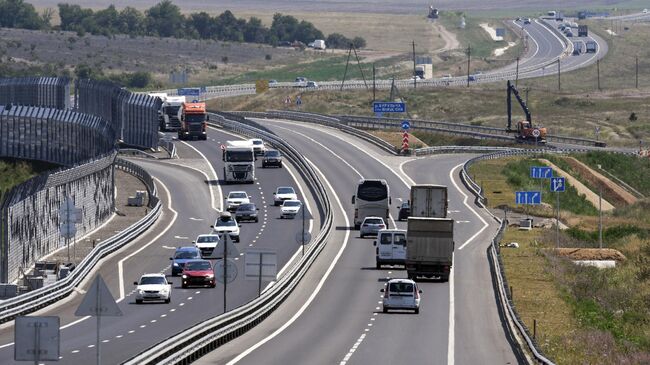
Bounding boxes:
373 229 407 269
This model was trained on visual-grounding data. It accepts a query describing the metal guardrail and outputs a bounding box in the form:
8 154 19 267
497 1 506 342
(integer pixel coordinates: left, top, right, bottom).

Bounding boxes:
0 77 70 109
0 158 161 323
415 146 527 156
122 113 333 364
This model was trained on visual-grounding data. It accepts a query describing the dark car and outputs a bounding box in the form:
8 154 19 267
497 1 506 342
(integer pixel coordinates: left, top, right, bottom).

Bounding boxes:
170 246 201 276
397 201 410 221
262 149 283 168
181 259 215 288
235 203 259 222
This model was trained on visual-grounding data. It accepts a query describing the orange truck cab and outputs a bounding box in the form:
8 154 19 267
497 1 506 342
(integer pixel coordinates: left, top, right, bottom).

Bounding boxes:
178 102 208 140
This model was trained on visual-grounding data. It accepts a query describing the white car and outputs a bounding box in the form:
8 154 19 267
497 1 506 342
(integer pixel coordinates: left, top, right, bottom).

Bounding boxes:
225 191 250 212
193 233 221 258
134 273 171 304
280 200 302 219
212 212 241 242
273 186 297 206
249 138 265 155
381 278 421 314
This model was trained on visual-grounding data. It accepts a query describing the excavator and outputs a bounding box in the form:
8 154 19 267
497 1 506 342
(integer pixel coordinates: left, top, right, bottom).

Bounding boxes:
506 80 547 144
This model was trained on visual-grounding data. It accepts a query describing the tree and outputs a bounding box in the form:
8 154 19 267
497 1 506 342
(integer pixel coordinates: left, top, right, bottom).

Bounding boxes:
326 33 351 49
127 71 151 88
243 17 268 43
118 7 145 35
58 4 93 32
352 36 366 49
188 12 214 39
0 0 45 29
93 4 120 35
145 0 184 37
74 63 102 79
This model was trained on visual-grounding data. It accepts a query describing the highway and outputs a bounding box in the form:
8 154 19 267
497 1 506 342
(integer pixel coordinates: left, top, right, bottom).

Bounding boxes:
193 120 519 364
0 128 322 364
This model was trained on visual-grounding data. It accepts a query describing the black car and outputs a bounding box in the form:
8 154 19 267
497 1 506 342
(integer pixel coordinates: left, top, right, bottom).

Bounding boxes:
235 203 259 222
262 149 283 168
397 202 410 221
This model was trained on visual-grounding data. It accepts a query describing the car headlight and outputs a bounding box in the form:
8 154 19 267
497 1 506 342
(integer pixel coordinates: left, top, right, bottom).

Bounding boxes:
206 274 214 279
228 165 234 171
173 262 179 267
137 289 144 294
182 274 188 279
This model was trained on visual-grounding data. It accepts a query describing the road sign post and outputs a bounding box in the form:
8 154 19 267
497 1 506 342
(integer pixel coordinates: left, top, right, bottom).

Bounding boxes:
245 249 277 296
75 275 122 365
59 197 82 263
550 177 566 247
214 234 238 313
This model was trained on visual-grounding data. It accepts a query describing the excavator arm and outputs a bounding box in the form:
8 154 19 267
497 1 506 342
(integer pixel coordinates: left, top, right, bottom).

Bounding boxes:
506 80 531 132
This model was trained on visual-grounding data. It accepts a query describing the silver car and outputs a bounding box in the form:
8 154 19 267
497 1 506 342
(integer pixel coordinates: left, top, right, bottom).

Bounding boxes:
360 216 386 238
381 278 421 314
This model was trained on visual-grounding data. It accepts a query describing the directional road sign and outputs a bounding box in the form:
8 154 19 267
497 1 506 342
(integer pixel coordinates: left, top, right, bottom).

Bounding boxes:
14 316 60 361
401 120 411 130
515 191 542 205
530 166 553 179
373 102 405 113
550 177 566 192
177 88 200 96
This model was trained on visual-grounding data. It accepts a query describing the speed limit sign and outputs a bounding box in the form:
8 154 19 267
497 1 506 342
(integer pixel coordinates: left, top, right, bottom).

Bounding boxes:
532 129 541 138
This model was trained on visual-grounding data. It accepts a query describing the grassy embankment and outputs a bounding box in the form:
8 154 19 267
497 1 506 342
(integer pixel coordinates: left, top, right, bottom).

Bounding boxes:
0 159 56 201
470 152 650 364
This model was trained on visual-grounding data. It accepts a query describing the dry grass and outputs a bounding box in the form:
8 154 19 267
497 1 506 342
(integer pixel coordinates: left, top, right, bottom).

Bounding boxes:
365 130 427 149
501 228 587 364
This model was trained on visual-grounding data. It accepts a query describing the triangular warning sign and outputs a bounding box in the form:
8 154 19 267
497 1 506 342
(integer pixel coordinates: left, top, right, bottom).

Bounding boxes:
75 274 123 317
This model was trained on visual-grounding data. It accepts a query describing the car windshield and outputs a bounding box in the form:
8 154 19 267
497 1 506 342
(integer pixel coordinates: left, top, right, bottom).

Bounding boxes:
217 220 236 227
175 250 199 259
185 261 212 271
265 150 280 157
365 218 383 225
185 114 206 123
225 150 254 162
252 140 263 145
357 180 388 202
401 203 410 208
197 236 219 243
389 282 414 293
229 192 247 199
140 276 166 285
283 201 301 207
238 204 255 211
278 187 294 194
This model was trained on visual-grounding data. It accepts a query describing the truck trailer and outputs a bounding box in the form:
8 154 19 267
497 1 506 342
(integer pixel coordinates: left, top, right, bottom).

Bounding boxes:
410 184 448 218
405 217 454 281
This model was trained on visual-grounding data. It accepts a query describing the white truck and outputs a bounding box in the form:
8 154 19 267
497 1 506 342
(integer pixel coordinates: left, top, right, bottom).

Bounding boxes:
410 184 448 218
313 39 326 50
405 184 454 281
222 140 255 184
158 95 186 131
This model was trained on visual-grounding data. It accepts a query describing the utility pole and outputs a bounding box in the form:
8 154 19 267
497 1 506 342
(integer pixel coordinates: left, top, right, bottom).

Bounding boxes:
597 59 601 91
412 40 417 89
466 44 471 87
599 185 603 248
515 57 520 86
557 58 561 91
372 63 376 102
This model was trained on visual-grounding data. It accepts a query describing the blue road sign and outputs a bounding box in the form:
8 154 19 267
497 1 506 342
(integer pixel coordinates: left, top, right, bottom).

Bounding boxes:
515 191 542 205
192 99 199 103
178 88 200 96
550 177 566 192
530 166 553 179
296 96 302 105
401 120 411 130
200 86 207 93
373 102 405 113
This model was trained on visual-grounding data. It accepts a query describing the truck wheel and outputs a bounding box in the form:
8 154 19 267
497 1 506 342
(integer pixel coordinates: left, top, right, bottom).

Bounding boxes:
440 274 449 282
382 307 388 313
165 297 171 304
414 308 419 314
407 273 415 280
354 224 360 230
376 261 381 270
136 299 143 304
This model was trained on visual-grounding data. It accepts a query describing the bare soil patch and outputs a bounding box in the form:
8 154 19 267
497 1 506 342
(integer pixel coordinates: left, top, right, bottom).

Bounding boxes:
565 157 638 206
551 248 626 261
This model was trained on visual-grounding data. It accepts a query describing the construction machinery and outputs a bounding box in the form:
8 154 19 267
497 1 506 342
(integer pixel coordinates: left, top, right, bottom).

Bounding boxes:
428 5 439 19
506 80 547 144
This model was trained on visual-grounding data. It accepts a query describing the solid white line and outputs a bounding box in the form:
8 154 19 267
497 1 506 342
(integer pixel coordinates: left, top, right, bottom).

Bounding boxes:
178 140 223 212
118 177 178 300
448 164 489 250
227 156 350 365
447 259 455 365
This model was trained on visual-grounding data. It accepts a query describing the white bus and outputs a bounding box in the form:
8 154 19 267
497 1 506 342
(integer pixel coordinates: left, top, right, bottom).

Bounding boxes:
352 179 391 229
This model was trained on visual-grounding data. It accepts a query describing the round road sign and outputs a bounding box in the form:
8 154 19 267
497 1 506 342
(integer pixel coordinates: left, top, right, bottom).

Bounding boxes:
295 232 312 244
214 259 237 284
532 128 541 138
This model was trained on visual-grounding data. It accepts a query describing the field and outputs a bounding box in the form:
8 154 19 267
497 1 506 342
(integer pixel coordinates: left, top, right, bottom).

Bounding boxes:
0 158 58 200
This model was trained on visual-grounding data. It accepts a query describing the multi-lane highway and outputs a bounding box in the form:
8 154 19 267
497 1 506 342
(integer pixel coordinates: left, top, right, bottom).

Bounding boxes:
0 128 322 364
188 119 519 364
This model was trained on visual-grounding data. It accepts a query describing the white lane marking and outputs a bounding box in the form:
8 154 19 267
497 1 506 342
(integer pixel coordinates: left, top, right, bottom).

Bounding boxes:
178 140 223 212
340 333 366 364
128 330 135 334
227 157 351 365
119 177 178 299
448 261 456 365
189 217 204 221
102 339 110 343
71 350 80 354
139 325 146 328
448 164 489 250
115 335 123 338
162 245 176 250
160 314 167 318
174 236 189 240
282 162 315 238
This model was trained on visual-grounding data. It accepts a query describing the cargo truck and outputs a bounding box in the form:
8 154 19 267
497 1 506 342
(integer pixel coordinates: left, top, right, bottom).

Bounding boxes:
585 40 597 53
410 184 448 218
313 39 326 50
578 25 588 37
178 102 208 140
162 95 185 131
405 217 454 281
223 140 255 183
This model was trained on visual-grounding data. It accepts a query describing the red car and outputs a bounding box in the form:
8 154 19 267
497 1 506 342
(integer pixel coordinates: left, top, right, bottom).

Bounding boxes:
181 260 216 288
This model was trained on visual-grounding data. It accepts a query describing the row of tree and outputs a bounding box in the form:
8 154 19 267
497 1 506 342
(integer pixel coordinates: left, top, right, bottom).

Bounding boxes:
0 0 366 49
